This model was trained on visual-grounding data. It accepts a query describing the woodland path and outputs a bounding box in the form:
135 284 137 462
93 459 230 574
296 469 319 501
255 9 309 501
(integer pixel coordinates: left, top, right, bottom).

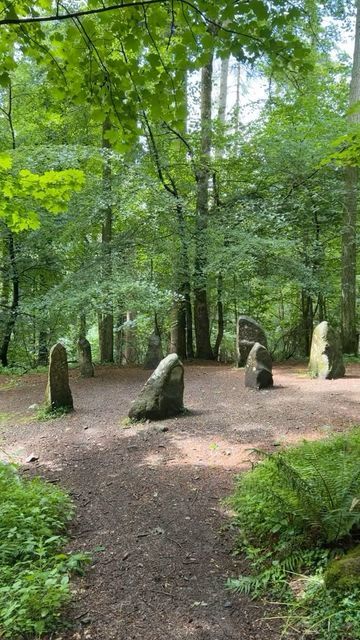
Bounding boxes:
1 362 360 640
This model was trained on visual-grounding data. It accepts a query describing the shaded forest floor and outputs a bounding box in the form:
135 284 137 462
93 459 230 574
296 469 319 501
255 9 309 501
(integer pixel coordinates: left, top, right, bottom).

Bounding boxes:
1 362 360 640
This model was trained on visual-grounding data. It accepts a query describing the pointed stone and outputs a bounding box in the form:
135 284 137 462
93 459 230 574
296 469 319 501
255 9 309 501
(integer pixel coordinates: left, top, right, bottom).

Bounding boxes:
45 343 73 411
129 354 184 421
309 321 345 379
236 316 268 367
78 337 94 378
245 342 273 389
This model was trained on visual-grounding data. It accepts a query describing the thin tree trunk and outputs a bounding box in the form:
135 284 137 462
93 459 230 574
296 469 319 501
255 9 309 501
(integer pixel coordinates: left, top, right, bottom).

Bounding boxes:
122 311 137 365
79 313 86 340
235 60 241 139
172 72 194 359
213 273 224 360
98 118 114 362
213 56 229 358
0 82 19 367
0 231 19 366
341 0 360 354
301 290 313 357
175 198 194 359
194 57 213 360
218 57 229 129
37 330 49 366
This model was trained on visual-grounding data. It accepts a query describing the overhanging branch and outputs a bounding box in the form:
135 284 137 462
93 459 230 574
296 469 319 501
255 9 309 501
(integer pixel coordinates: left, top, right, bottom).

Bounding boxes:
0 0 264 47
0 1 166 25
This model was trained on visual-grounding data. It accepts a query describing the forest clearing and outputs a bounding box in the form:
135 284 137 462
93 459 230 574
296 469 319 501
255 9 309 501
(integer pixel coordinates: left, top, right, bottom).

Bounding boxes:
1 362 360 639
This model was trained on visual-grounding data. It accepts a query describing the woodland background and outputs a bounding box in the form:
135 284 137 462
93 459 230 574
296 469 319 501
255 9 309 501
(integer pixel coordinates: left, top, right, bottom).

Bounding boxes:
0 0 359 369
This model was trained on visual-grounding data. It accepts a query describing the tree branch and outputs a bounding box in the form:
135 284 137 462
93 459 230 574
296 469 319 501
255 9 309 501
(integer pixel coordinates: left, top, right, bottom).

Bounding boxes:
0 0 265 47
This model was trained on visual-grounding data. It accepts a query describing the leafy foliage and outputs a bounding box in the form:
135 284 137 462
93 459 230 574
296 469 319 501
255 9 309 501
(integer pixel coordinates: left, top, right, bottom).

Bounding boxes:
231 431 360 553
0 461 89 637
228 429 360 637
287 578 360 640
0 159 84 231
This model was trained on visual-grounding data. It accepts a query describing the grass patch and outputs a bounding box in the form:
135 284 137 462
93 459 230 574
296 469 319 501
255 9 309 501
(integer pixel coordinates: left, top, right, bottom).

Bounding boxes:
0 461 89 637
36 405 72 421
227 428 360 639
0 412 13 426
0 379 20 391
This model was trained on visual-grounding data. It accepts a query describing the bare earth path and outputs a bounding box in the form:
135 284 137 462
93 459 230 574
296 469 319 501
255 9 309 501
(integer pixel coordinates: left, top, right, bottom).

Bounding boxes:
1 363 360 640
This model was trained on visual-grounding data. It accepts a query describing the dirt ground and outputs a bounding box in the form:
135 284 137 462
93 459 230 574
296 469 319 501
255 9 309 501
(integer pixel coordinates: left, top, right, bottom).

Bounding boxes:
1 362 360 640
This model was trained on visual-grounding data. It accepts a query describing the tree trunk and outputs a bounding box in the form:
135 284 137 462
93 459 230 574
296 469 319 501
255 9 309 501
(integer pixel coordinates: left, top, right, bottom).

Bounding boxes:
122 311 137 365
98 118 114 362
301 290 313 357
218 57 229 129
213 273 224 360
235 61 241 139
213 56 229 357
79 312 87 340
172 72 194 360
0 83 19 367
37 330 49 366
194 57 213 360
0 231 19 367
341 0 360 354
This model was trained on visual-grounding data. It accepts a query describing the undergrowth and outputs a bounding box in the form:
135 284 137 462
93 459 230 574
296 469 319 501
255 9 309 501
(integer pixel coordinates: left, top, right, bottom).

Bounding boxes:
0 461 89 637
36 405 71 421
228 428 360 639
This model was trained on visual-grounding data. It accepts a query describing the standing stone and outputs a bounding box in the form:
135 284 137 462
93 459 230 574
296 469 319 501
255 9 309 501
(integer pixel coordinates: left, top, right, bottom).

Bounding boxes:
143 332 164 370
309 321 345 379
78 338 94 378
45 343 73 411
236 316 268 367
245 342 273 389
129 354 184 421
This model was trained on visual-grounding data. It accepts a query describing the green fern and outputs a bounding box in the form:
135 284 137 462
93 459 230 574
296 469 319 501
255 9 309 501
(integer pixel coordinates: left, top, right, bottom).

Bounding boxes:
228 433 360 638
229 430 360 557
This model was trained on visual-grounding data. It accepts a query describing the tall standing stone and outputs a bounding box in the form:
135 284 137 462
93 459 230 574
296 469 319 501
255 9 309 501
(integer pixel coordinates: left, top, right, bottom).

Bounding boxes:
129 354 184 421
143 332 164 370
309 321 345 379
236 316 268 367
78 338 94 378
45 343 73 411
245 342 273 389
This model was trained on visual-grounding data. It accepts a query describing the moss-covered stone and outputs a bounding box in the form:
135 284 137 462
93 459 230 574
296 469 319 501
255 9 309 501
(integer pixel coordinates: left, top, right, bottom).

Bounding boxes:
128 353 184 421
45 343 73 412
236 316 268 367
244 342 273 389
324 546 360 590
308 321 345 380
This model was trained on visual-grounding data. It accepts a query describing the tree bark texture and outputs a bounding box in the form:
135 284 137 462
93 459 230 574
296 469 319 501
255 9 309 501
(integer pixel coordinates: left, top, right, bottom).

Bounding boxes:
194 56 213 360
301 290 313 357
213 56 229 358
341 0 360 354
98 118 114 362
0 231 19 366
122 311 137 365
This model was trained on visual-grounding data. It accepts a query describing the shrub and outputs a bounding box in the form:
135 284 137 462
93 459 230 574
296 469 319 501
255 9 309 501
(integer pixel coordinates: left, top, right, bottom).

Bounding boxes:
0 462 88 637
230 429 360 557
287 578 360 640
228 429 360 638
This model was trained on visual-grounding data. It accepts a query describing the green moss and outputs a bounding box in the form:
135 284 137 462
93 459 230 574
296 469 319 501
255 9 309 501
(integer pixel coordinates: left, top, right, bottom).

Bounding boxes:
325 546 360 590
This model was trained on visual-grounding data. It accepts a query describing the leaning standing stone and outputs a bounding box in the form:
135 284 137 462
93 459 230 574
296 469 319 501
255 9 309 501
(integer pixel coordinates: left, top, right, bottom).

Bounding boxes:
78 338 94 378
143 332 164 370
129 353 184 421
236 316 268 367
309 321 345 379
245 342 273 389
45 343 74 411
